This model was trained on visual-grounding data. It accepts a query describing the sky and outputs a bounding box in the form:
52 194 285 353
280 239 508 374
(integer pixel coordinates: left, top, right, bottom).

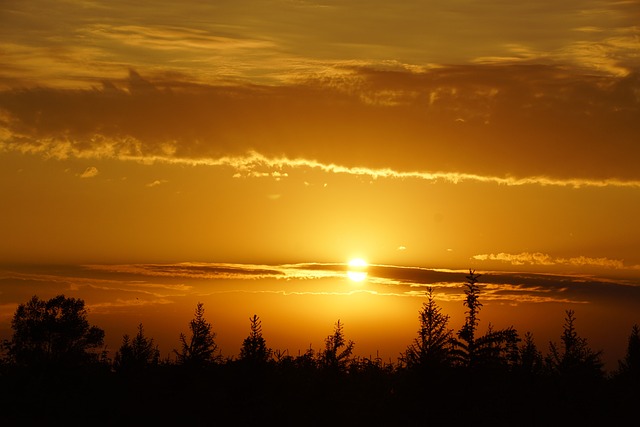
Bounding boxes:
1 1 639 371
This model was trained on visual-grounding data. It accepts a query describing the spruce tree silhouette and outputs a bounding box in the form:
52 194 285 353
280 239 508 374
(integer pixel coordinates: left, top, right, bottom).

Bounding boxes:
451 270 520 370
174 302 220 366
318 320 354 373
516 331 544 377
546 309 604 381
453 270 483 367
617 324 640 380
114 323 160 372
239 314 271 365
403 286 454 370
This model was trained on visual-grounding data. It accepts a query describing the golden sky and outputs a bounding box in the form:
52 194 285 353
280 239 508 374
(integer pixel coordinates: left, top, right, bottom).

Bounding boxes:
1 1 639 369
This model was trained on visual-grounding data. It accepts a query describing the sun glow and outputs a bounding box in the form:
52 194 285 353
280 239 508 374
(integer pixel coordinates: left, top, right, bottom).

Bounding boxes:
347 258 368 282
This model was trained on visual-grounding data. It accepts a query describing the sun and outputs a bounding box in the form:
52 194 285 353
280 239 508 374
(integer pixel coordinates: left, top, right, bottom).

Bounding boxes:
347 258 368 282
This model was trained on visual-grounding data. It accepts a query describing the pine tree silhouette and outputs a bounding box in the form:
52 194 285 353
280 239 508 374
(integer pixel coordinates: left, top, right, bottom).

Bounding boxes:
239 314 271 365
404 286 454 370
546 309 603 380
114 323 160 372
451 270 520 370
318 320 355 373
174 302 220 366
617 324 640 380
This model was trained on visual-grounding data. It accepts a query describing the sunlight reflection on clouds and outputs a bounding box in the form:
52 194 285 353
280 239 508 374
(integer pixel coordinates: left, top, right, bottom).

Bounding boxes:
2 262 636 311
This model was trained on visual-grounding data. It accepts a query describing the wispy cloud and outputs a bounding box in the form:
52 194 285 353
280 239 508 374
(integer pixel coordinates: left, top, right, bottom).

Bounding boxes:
83 24 276 53
473 252 555 266
88 297 175 313
197 152 640 189
3 0 637 88
85 262 352 282
146 179 168 187
80 166 99 178
472 252 631 270
0 265 193 314
5 143 640 190
86 262 288 281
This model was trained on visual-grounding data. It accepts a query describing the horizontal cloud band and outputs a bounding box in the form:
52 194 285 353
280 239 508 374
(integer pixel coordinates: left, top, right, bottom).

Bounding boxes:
472 252 640 270
3 138 640 189
1 66 639 187
2 262 639 310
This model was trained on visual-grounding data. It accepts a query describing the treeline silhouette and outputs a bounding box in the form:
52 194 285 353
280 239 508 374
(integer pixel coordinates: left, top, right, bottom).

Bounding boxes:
1 270 638 426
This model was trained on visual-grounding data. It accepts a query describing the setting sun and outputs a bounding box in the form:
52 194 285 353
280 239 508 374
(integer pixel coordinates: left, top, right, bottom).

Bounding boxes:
347 258 368 282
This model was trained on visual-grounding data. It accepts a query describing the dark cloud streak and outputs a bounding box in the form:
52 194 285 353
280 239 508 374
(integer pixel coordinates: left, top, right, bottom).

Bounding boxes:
3 262 639 308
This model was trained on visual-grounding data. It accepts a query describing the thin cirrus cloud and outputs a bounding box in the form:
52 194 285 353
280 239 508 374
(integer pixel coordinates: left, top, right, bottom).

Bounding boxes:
1 0 637 87
82 24 276 52
1 66 639 188
472 252 635 270
0 265 193 318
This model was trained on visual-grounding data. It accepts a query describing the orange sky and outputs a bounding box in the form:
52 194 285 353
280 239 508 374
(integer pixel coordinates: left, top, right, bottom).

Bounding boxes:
1 1 639 371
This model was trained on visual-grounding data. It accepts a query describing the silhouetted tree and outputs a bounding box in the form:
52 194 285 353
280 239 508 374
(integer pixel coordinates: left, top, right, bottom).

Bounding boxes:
294 344 318 371
3 295 104 367
452 270 483 367
318 320 354 373
617 324 640 380
475 323 520 370
239 314 271 365
113 323 160 372
174 302 220 366
451 270 520 370
352 352 395 376
403 287 454 370
546 309 603 380
516 331 544 376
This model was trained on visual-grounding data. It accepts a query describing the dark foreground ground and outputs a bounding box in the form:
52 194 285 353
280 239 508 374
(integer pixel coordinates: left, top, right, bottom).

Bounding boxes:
1 363 637 426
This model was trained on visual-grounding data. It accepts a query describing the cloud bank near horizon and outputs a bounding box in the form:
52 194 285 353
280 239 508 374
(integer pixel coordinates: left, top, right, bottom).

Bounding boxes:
2 262 639 316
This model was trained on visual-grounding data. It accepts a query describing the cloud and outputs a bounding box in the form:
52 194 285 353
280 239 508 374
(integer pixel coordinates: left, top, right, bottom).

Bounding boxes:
3 262 639 308
83 24 276 53
472 252 628 270
80 166 99 178
560 256 625 269
146 179 167 187
473 252 555 266
3 0 638 87
85 262 290 281
1 66 639 187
